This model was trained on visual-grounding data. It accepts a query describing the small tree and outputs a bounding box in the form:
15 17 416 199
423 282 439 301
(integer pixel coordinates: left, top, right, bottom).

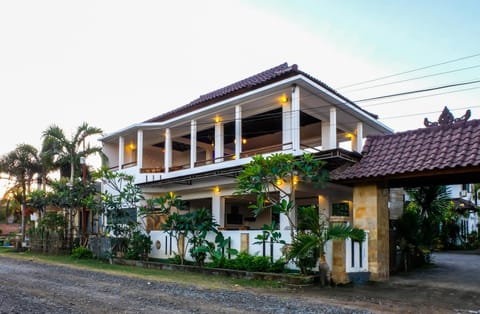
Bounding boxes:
236 153 327 239
93 169 150 259
287 206 365 283
161 206 219 266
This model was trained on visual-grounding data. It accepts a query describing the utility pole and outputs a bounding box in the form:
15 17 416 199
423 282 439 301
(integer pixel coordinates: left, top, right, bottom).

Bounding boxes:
80 156 87 246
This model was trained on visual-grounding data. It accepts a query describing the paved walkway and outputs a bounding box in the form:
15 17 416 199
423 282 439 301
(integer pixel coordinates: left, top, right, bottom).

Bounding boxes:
390 250 480 292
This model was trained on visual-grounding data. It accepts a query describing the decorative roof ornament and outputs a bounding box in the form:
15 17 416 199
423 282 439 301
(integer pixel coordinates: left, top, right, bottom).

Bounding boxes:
424 106 471 127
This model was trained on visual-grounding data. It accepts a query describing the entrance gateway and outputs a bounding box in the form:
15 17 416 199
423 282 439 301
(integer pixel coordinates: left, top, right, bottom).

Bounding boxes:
331 107 480 281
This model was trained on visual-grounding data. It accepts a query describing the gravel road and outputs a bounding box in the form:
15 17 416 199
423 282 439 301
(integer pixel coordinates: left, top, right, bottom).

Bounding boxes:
0 256 368 314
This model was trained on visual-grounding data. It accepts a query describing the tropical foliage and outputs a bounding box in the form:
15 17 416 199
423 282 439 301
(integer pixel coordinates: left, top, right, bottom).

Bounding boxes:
236 153 327 239
287 205 365 279
0 144 42 241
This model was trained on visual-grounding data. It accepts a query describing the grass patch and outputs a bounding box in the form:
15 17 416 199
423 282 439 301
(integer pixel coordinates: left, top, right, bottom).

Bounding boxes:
0 249 285 290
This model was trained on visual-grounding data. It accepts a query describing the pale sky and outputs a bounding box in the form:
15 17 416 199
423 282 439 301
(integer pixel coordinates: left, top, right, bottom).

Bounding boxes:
1 0 480 158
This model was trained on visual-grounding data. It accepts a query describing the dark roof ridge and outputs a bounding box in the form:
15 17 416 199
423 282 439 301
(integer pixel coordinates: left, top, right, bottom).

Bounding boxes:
331 115 480 182
145 62 379 123
367 117 480 140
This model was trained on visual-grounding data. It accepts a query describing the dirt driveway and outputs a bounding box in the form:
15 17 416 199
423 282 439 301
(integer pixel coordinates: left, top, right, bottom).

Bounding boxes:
0 251 479 313
298 250 480 313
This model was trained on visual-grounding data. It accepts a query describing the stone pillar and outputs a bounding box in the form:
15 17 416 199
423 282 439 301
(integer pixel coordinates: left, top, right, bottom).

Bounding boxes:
137 129 143 169
240 233 249 253
353 184 389 281
190 120 197 168
235 105 242 159
331 240 349 283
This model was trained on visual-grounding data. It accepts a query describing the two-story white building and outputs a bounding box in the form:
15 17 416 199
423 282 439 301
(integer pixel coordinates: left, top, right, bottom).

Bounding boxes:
100 63 393 281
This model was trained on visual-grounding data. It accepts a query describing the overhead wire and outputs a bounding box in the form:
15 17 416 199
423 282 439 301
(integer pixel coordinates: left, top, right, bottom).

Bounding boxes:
362 85 480 108
338 52 480 89
344 64 480 93
353 79 480 103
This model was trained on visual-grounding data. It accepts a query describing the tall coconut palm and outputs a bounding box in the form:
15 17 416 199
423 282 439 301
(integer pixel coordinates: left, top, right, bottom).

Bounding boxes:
42 122 105 246
0 144 42 242
41 122 105 183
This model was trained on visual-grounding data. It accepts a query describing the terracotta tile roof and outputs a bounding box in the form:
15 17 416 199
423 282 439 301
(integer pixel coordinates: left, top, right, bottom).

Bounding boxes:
145 63 377 123
331 118 480 182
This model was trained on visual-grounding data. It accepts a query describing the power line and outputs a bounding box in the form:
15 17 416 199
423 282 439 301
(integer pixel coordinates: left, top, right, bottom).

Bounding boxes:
354 79 480 103
338 52 480 89
345 64 480 93
362 86 480 108
380 105 480 121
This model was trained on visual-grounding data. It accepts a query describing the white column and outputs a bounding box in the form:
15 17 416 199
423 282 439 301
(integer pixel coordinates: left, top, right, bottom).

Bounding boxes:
212 192 225 227
190 120 197 168
291 85 300 151
279 184 293 231
353 121 364 153
321 107 337 150
235 105 242 159
137 129 143 169
164 128 172 172
329 107 337 149
118 136 124 169
282 98 292 150
214 120 224 162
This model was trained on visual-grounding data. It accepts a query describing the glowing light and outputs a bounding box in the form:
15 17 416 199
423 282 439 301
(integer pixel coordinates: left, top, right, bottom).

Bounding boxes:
279 94 288 103
345 133 354 139
128 143 136 150
293 175 299 185
214 116 222 123
276 178 283 186
213 186 221 193
242 138 247 144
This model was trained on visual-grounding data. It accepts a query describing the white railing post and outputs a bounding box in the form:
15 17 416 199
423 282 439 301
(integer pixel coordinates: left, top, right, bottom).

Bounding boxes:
346 231 369 273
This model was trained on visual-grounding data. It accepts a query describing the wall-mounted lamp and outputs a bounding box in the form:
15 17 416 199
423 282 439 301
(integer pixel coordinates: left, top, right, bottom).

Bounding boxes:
292 175 299 185
213 186 221 193
214 116 222 123
279 94 288 104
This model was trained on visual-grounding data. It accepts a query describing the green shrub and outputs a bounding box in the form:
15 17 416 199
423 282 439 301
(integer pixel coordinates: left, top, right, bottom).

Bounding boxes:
71 246 93 259
268 258 287 273
212 252 285 273
126 231 152 260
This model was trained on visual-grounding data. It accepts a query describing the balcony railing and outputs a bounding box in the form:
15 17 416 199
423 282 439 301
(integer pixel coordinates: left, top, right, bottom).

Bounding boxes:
122 142 293 175
240 142 291 158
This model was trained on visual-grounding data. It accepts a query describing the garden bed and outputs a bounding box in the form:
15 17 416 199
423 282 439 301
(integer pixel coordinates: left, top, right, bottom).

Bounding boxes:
112 258 320 286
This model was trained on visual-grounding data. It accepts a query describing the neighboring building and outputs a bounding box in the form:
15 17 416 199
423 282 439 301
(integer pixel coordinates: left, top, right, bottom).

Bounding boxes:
447 183 479 243
100 63 393 282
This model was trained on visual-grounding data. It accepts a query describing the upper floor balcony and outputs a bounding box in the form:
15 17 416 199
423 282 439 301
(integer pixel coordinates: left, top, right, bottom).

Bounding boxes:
101 65 392 185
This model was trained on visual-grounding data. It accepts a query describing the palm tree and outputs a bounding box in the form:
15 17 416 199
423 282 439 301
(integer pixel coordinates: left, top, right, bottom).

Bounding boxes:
41 122 105 183
41 122 105 246
406 185 451 249
0 144 42 242
287 206 365 285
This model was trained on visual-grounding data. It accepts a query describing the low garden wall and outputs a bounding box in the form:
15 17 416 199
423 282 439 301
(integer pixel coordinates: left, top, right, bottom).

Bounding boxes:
113 258 320 286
